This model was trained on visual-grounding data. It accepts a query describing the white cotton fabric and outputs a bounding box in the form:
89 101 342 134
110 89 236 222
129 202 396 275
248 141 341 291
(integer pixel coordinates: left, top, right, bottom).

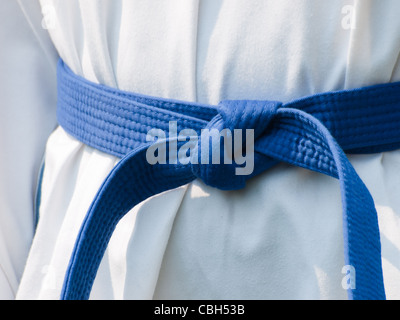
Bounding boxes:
0 0 58 299
10 0 400 299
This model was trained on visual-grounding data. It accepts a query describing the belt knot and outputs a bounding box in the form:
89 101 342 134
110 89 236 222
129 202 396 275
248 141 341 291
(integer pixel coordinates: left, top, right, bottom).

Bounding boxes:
190 100 281 190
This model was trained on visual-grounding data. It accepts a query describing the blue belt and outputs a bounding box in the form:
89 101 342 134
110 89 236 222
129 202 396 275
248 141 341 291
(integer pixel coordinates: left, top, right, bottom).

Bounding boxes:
56 59 400 300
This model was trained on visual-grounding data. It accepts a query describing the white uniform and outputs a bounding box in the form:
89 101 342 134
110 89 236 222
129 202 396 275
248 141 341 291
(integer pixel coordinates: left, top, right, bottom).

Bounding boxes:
2 0 400 299
0 0 58 299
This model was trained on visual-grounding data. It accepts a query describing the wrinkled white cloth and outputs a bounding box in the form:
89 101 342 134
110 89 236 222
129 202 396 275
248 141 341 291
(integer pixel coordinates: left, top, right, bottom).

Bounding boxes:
4 0 400 299
0 0 58 299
